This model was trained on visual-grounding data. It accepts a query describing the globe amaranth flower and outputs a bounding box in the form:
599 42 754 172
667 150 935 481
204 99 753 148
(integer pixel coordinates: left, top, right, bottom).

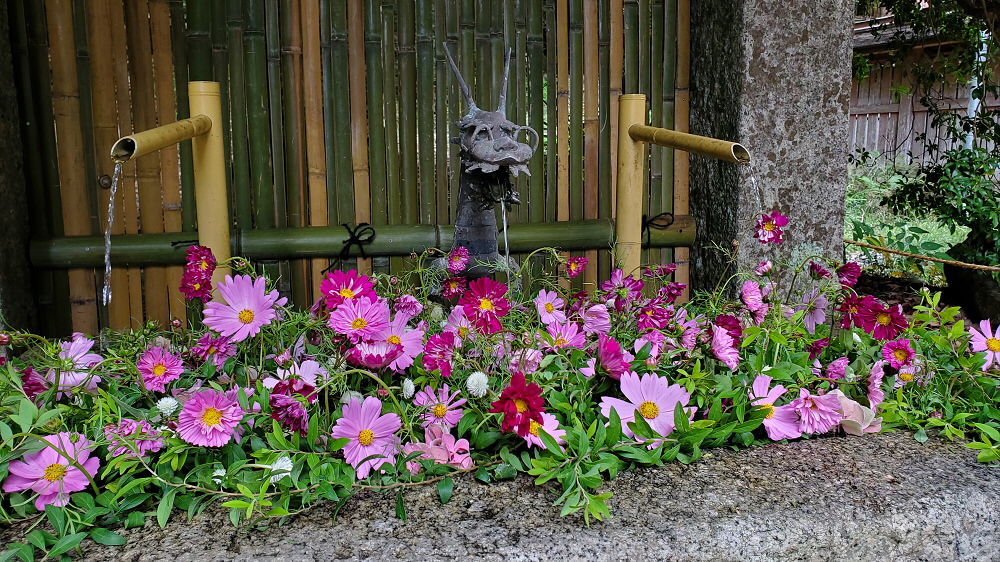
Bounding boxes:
402 425 473 475
46 333 103 397
2 432 100 510
446 246 470 274
565 256 589 278
836 262 862 287
191 333 237 369
331 397 401 479
749 375 802 441
440 276 468 299
882 339 916 369
156 396 180 417
534 289 567 325
177 389 245 447
413 384 466 428
328 296 391 343
466 371 489 398
970 319 1000 371
490 372 545 437
755 210 789 244
137 346 184 393
458 278 511 335
856 301 908 341
320 269 375 310
599 372 693 439
543 322 586 352
104 419 164 458
203 275 287 343
789 389 842 435
422 332 457 378
523 412 567 451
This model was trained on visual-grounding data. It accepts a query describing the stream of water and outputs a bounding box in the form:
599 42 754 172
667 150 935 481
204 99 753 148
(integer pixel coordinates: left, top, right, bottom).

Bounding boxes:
101 160 125 307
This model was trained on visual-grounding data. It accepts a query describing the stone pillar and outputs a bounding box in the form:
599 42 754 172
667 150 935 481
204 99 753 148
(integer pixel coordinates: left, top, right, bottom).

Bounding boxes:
0 1 35 331
689 0 853 289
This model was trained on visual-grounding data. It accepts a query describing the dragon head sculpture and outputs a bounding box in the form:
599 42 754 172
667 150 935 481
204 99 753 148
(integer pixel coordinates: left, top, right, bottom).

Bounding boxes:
444 45 539 177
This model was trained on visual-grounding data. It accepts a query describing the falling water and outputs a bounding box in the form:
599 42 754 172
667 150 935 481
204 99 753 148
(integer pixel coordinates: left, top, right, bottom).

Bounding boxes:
101 160 125 307
500 201 512 272
743 161 765 212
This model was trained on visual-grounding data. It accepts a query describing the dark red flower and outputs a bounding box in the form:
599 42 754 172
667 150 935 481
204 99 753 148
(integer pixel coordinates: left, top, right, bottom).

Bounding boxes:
490 372 545 437
837 294 878 329
856 301 908 341
809 261 832 280
714 314 743 345
807 337 830 360
836 262 862 288
270 393 310 435
659 282 687 304
20 367 49 402
440 276 468 300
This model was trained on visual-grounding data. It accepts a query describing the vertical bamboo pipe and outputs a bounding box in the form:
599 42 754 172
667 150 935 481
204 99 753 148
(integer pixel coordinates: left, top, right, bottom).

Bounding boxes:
582 0 599 288
188 82 231 288
615 94 646 276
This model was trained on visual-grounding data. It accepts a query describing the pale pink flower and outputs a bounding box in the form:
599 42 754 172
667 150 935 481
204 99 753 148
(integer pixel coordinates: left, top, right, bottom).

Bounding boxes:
534 289 567 325
970 319 1000 371
523 412 567 451
543 322 586 351
749 376 802 441
789 389 843 435
46 333 103 396
581 303 611 336
331 397 401 479
413 384 466 428
2 432 100 510
711 324 740 370
203 275 287 342
443 305 475 347
829 390 882 436
384 315 425 372
510 348 544 375
599 372 693 439
402 425 473 475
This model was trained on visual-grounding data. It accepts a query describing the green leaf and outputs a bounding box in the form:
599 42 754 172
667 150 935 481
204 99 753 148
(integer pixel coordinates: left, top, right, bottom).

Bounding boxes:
89 528 127 546
156 488 178 528
47 532 87 557
977 448 1000 463
437 477 454 504
45 506 67 536
394 491 407 520
913 427 929 443
2 542 33 562
125 511 146 529
973 423 1000 442
221 500 252 509
25 530 51 551
493 463 518 480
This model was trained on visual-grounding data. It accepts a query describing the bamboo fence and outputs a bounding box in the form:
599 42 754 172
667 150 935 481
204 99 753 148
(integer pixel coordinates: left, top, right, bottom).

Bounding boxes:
9 0 692 335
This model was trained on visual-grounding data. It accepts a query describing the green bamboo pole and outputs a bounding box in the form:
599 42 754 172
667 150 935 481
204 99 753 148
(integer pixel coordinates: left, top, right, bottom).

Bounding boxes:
265 0 290 290
186 0 213 80
661 0 677 267
445 0 461 223
526 0 544 225
398 0 418 225
244 0 275 232
544 0 557 222
211 0 233 209
490 0 503 106
319 0 337 228
638 0 650 95
598 0 612 281
416 0 435 225
649 0 665 264
329 1 354 233
226 0 252 232
365 0 387 274
31 217 697 267
460 0 475 104
169 0 198 232
72 0 100 236
512 0 527 225
381 2 405 275
569 0 583 225
623 0 638 94
475 0 491 108
434 0 449 226
281 0 308 306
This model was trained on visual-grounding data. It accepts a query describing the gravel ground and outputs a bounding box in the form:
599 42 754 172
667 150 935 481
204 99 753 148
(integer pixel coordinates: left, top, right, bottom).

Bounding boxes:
4 432 996 561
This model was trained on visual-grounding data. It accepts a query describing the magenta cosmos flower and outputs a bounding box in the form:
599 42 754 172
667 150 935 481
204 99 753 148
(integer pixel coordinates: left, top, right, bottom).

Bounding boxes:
177 389 245 447
789 389 842 435
3 432 100 510
413 384 466 428
104 419 164 458
422 331 457 378
458 278 511 335
447 246 470 274
755 210 789 244
402 425 473 475
523 412 568 451
535 289 567 325
882 339 916 369
599 372 692 439
602 269 644 311
46 333 104 397
856 301 907 341
741 280 769 325
137 347 184 392
440 276 468 299
837 294 877 330
331 397 401 479
263 359 328 389
711 324 740 370
581 334 634 380
346 340 403 370
394 294 423 322
204 275 287 343
328 296 391 343
566 256 589 278
749 376 802 441
581 303 611 335
970 319 1000 371
836 262 862 287
543 322 586 351
755 260 773 275
321 269 375 310
868 360 887 410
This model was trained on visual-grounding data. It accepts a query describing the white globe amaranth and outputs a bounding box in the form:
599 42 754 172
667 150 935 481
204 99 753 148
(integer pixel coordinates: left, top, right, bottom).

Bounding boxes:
339 390 364 404
211 467 226 485
428 304 445 321
156 396 180 416
466 371 489 398
402 378 415 399
267 456 294 483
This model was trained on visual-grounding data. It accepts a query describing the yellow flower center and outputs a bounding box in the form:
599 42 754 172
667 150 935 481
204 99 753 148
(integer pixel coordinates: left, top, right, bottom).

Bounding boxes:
43 463 67 482
638 401 660 419
554 337 568 347
458 327 470 338
987 338 1000 352
351 318 368 330
449 281 460 290
192 283 201 291
238 309 256 324
763 220 777 231
207 346 217 355
893 349 910 363
152 364 168 377
339 288 356 298
514 398 528 413
569 262 579 272
358 429 375 446
544 303 555 313
479 298 495 311
760 402 776 419
387 334 402 345
433 404 448 418
876 313 892 326
899 371 915 382
200 260 210 270
202 407 223 426
528 419 542 436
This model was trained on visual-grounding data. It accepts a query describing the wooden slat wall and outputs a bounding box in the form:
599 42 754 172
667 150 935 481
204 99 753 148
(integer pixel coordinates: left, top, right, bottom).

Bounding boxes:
11 0 691 335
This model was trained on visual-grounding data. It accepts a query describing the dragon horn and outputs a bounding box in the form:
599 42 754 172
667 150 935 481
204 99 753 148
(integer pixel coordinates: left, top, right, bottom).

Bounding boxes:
496 48 512 114
443 43 478 111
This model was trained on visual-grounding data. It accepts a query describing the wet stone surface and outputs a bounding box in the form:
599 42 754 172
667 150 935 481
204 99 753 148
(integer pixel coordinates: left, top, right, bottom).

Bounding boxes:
9 432 997 561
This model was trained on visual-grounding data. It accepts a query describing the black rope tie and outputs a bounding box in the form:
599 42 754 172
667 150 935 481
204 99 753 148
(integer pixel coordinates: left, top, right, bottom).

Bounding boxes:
323 223 376 273
641 212 675 247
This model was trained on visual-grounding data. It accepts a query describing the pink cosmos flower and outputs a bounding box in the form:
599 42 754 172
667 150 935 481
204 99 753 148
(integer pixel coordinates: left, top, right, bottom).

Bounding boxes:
856 301 907 341
394 294 423 322
263 359 327 389
321 269 375 310
789 389 843 434
402 425 473 475
331 397 401 479
440 276 468 299
741 280 769 325
177 389 245 447
755 210 789 244
602 269 644 311
104 419 164 458
644 263 678 278
825 357 850 380
346 340 403 370
535 289 567 325
566 256 589 278
413 384 466 428
581 334 634 380
714 314 743 345
422 332 457 378
203 275 287 343
384 315 425 372
443 305 475 347
2 432 100 510
137 347 184 393
755 260 773 275
225 386 260 445
837 262 862 287
46 333 103 396
447 246 470 274
581 303 611 336
328 296 391 343
970 319 1000 370
636 329 668 364
191 333 237 369
638 300 672 331
599 372 693 439
523 412 567 451
749 375 802 441
543 322 586 351
711 324 740 370
509 348 544 375
882 339 916 369
829 390 882 435
868 360 887 409
789 289 828 334
659 282 687 304
458 278 511 335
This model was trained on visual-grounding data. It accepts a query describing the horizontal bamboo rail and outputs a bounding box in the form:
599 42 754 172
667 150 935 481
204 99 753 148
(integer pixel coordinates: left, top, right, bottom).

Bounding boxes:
30 217 696 268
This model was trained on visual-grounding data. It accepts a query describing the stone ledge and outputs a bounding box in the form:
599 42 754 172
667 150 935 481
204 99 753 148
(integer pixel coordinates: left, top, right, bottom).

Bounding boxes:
17 433 999 561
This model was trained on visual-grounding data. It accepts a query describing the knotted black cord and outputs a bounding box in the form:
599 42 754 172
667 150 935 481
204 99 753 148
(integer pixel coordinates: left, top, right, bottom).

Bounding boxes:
641 212 675 247
322 223 376 274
